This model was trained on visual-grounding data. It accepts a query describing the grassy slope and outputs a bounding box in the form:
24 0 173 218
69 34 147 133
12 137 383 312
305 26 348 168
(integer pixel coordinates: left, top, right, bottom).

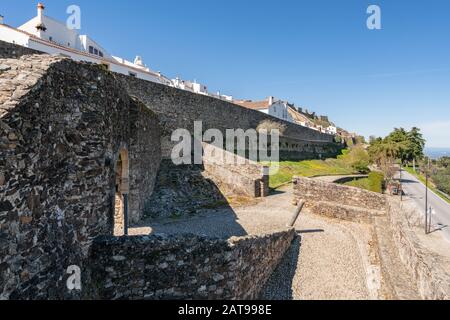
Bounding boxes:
344 178 372 190
343 172 384 193
404 166 450 204
268 155 356 189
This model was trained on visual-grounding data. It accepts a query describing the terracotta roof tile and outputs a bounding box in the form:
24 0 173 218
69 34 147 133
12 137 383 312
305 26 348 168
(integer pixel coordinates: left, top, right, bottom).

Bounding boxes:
233 98 270 110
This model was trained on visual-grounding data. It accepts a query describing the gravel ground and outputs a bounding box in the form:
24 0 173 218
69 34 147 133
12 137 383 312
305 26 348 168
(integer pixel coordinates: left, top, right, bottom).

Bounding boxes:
131 185 374 300
261 212 372 300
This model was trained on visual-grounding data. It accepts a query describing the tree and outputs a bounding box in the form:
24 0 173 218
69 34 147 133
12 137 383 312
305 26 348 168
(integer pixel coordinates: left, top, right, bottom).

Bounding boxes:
385 128 410 163
368 138 400 182
381 127 426 165
438 156 450 168
407 127 426 162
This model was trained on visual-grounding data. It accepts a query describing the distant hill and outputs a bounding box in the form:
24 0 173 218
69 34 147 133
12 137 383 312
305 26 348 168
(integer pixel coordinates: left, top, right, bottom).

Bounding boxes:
425 148 450 159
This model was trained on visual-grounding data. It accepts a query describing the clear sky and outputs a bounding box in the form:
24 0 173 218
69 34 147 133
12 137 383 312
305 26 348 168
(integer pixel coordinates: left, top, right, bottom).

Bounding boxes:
1 0 449 147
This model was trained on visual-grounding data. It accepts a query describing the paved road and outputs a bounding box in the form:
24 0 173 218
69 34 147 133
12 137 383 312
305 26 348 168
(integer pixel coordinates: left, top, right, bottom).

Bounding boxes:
398 169 450 242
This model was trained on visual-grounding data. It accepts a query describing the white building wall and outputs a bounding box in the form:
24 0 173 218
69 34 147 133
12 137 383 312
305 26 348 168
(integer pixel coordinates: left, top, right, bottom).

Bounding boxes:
19 16 81 50
0 5 230 99
268 101 294 123
0 25 30 46
0 24 171 85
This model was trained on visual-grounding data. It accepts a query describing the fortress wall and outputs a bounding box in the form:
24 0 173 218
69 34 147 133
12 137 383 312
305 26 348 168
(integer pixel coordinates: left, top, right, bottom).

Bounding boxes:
0 41 342 161
117 74 342 160
293 176 388 212
119 73 334 141
293 177 387 223
387 199 450 300
202 143 269 198
128 100 161 223
0 40 44 59
0 54 162 299
88 229 296 300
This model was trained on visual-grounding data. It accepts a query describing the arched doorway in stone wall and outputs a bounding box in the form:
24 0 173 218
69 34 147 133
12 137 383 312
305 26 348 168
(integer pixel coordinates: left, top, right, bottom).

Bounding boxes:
114 148 129 236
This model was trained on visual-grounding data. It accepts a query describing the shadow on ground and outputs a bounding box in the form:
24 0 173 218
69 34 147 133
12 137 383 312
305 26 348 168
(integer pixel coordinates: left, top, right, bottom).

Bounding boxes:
259 235 302 300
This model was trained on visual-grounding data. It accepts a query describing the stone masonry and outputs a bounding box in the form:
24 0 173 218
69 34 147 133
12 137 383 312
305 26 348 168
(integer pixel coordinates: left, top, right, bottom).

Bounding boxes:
293 176 388 223
0 54 160 299
0 43 307 300
88 229 296 300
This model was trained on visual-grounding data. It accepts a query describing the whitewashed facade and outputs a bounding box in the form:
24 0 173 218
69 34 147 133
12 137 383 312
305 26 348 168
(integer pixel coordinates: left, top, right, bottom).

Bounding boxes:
0 3 170 85
268 100 295 123
0 3 237 101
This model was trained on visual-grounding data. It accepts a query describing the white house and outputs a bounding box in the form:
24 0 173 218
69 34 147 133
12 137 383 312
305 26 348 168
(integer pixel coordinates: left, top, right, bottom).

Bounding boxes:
0 3 172 85
172 77 233 101
172 77 208 95
268 100 295 123
326 125 337 135
234 96 296 123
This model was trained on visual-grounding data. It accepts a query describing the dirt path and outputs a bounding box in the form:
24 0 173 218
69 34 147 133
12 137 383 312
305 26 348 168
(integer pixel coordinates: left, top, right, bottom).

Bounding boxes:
261 212 373 300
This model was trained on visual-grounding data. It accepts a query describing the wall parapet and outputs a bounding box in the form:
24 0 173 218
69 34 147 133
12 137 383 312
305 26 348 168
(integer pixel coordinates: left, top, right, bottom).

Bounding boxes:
0 40 44 59
202 143 269 197
293 176 388 211
387 199 450 300
88 228 296 300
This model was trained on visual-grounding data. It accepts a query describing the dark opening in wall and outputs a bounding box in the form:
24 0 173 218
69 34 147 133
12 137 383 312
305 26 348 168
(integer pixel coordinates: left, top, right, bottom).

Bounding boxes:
114 148 129 236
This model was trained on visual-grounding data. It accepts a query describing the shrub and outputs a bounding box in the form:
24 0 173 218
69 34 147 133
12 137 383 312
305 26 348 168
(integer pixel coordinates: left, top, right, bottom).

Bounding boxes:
368 171 384 193
432 169 450 194
256 120 287 135
352 160 370 174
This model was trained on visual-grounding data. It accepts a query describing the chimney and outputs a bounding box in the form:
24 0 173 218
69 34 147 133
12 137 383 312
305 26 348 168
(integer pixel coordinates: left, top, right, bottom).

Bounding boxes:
37 3 45 19
268 96 274 105
134 56 144 67
0 15 4 25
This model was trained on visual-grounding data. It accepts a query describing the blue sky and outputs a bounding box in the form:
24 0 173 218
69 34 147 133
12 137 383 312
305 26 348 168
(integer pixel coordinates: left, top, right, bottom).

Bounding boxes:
1 0 450 147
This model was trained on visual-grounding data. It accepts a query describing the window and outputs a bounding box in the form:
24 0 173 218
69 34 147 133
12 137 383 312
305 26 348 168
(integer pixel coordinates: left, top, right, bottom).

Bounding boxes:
49 36 53 41
94 48 98 55
129 72 137 78
99 51 104 57
89 46 94 54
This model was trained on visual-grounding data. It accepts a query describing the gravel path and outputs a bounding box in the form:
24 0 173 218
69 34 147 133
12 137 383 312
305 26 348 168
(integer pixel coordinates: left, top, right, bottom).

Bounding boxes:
132 185 374 300
261 212 372 300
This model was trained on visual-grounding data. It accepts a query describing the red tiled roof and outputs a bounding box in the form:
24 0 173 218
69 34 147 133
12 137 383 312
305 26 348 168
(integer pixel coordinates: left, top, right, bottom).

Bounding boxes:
233 98 270 110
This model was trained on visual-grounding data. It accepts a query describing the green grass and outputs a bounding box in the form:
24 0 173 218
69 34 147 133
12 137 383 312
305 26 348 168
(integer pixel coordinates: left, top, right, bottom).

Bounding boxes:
345 178 372 190
265 147 371 189
344 172 384 193
267 158 355 189
404 166 450 204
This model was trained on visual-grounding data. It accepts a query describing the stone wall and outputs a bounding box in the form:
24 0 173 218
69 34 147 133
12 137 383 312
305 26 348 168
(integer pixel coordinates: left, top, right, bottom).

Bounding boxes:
0 40 44 59
202 143 269 198
293 176 388 211
293 177 387 222
387 199 450 300
0 54 161 299
128 100 161 223
0 42 339 299
117 74 342 160
142 144 269 219
88 228 296 300
142 160 228 219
